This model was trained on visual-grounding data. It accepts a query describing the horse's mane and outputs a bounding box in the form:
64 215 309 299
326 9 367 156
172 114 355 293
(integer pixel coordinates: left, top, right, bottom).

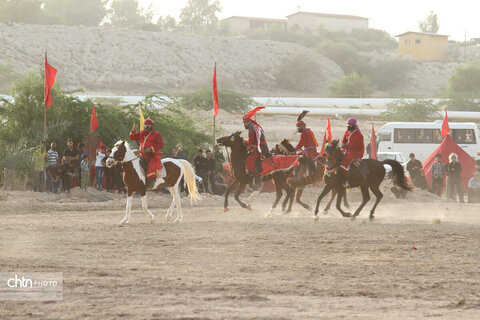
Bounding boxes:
115 140 132 150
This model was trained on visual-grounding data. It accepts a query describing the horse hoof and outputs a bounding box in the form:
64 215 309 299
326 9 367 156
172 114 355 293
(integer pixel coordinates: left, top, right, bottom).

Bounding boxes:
119 219 129 225
350 216 357 221
343 212 352 218
306 206 312 211
369 216 374 222
314 215 319 222
247 204 252 210
322 210 328 216
224 207 229 213
149 217 155 224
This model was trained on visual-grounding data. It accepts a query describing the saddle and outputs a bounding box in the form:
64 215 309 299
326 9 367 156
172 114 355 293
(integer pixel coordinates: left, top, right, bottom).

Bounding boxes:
139 156 148 174
345 160 369 186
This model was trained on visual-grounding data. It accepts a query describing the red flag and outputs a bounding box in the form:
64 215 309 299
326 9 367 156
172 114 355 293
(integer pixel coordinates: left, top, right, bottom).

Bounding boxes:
326 118 332 142
320 131 327 155
441 108 450 137
212 63 219 117
90 105 99 132
44 53 57 108
371 124 377 160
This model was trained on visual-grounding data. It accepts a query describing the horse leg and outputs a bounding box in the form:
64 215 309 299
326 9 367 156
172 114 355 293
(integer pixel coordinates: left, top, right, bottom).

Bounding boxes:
224 180 238 212
335 188 352 218
351 184 371 220
368 183 383 221
314 185 333 221
165 187 176 221
324 189 336 215
120 195 133 225
286 183 298 213
172 185 183 223
283 184 295 213
141 195 155 223
343 190 350 209
267 178 283 217
295 188 311 211
234 181 250 209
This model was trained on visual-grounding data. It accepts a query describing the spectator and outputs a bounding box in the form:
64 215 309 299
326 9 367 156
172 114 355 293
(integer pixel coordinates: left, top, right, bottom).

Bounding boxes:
59 162 75 193
103 149 115 192
475 159 480 173
32 142 46 192
45 163 60 194
175 144 188 194
193 149 207 193
80 154 90 190
95 146 106 191
77 143 87 187
445 152 464 203
2 144 15 191
213 171 228 195
62 138 79 189
205 150 216 194
406 153 423 185
45 142 58 165
170 147 177 158
431 153 444 197
468 172 480 203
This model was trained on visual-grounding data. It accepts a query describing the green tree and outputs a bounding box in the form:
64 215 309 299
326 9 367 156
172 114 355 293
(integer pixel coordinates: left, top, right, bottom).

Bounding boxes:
109 0 144 28
174 88 253 113
0 0 44 24
42 0 107 26
275 52 322 93
328 72 372 98
447 62 480 98
179 0 221 34
382 99 440 121
419 11 439 33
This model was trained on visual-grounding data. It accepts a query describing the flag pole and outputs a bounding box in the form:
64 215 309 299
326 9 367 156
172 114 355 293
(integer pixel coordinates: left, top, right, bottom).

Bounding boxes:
213 115 216 154
44 52 48 142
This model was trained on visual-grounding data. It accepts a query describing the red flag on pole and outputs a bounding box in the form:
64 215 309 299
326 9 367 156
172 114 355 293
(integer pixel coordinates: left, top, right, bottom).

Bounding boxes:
326 118 332 142
441 108 450 137
44 53 57 108
320 131 327 155
213 63 219 117
90 105 99 132
371 124 377 160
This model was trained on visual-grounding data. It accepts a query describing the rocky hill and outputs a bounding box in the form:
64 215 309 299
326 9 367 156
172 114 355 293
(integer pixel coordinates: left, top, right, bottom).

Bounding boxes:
0 23 343 96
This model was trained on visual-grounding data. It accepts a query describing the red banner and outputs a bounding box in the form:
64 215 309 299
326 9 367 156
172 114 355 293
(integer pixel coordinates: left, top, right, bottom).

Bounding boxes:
90 105 99 132
44 53 57 108
370 124 377 160
326 118 332 142
441 108 450 136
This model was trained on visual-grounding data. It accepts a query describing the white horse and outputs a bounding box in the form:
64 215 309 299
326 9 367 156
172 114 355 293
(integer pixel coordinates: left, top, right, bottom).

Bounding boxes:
106 141 201 224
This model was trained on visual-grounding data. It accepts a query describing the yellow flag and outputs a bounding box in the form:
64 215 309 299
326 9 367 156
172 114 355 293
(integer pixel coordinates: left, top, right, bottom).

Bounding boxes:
139 103 145 131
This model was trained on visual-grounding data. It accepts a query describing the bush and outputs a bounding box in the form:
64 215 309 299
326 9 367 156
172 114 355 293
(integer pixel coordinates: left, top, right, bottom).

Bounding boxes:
368 58 414 91
174 88 253 113
275 52 322 93
447 61 480 98
382 99 440 121
328 72 372 98
319 42 370 75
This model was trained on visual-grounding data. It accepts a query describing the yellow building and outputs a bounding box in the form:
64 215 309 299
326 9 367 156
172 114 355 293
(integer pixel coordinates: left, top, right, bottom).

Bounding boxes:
395 31 449 61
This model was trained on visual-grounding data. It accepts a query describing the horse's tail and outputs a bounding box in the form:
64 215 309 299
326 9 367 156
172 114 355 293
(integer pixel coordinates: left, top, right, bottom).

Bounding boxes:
381 159 413 191
178 159 202 204
262 158 298 181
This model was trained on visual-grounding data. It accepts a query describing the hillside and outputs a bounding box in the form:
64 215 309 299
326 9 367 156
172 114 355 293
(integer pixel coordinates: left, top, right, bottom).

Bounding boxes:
0 23 343 96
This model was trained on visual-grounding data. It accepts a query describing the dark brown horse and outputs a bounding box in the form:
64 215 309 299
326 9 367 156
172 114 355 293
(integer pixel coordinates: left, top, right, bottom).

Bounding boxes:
106 141 201 224
296 140 411 221
217 132 295 214
272 139 349 214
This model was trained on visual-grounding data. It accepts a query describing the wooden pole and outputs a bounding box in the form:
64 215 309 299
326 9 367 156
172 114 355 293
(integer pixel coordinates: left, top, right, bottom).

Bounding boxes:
213 115 216 153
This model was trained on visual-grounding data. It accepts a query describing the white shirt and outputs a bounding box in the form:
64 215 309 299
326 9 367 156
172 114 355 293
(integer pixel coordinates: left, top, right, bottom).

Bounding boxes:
95 152 105 167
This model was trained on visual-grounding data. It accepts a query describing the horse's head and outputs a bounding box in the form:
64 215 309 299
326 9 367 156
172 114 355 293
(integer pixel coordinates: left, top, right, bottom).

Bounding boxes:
271 139 295 155
324 140 343 168
217 131 243 148
106 140 127 167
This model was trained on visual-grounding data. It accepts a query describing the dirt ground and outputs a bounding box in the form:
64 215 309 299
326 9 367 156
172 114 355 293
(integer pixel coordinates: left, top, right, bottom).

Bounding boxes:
1 187 480 319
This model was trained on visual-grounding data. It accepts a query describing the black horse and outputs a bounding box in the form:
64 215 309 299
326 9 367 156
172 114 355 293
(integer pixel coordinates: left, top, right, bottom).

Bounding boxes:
297 140 412 220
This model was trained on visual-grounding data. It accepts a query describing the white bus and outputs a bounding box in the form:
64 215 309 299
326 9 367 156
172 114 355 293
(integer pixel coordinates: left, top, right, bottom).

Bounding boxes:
376 122 480 162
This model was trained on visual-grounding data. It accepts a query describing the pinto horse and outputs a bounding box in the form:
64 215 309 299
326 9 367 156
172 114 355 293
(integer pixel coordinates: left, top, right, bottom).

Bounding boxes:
271 139 349 214
106 141 201 224
217 132 298 213
297 140 412 221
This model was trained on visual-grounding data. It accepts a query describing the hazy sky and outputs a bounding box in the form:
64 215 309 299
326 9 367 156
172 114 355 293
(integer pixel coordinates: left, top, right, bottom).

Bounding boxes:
139 0 479 40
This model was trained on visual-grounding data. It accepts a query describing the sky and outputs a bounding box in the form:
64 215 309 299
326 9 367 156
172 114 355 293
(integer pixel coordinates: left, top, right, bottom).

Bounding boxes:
138 0 480 41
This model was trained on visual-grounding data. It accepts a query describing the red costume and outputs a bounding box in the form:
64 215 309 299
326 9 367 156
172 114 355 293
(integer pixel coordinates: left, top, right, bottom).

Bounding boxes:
340 128 364 173
296 128 319 159
129 124 164 179
243 106 270 173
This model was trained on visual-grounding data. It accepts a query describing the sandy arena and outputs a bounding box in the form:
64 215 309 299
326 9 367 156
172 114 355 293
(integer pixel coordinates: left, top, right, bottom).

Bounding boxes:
1 186 480 319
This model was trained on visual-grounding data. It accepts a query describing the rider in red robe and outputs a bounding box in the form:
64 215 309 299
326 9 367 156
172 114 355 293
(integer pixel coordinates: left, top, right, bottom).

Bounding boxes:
129 118 164 189
340 118 365 173
242 107 272 188
295 120 319 159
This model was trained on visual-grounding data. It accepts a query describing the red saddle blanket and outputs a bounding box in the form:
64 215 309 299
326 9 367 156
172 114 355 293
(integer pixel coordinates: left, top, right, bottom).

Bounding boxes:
260 155 299 177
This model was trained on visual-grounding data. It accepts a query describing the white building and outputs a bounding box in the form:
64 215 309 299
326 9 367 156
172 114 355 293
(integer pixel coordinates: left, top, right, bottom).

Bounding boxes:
286 11 368 32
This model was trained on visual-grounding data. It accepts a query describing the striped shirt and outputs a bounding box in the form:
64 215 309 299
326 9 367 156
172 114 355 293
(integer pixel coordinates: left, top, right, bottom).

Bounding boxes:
46 149 58 165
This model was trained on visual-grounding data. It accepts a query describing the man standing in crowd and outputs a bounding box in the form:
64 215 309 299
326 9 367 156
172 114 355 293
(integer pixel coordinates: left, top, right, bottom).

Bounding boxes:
95 145 106 191
468 172 480 203
205 150 216 194
194 149 207 193
62 138 79 190
431 153 444 196
2 144 15 191
406 153 423 187
445 152 464 203
45 142 58 192
32 141 46 192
